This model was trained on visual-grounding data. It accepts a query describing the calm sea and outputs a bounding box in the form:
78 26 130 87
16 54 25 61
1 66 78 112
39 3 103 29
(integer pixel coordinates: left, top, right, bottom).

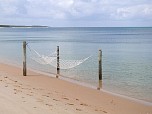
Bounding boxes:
0 27 152 102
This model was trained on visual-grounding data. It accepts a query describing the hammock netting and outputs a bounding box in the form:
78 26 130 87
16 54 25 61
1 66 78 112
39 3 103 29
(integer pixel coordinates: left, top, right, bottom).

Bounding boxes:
28 45 90 70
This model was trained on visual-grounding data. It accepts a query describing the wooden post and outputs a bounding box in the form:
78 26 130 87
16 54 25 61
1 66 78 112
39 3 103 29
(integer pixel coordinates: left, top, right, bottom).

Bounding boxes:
23 41 27 76
56 46 60 78
97 49 102 90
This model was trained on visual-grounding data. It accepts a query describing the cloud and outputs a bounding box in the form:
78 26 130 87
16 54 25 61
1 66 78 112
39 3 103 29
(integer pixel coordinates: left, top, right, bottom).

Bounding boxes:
0 0 152 26
25 0 100 19
0 0 28 17
0 0 107 18
112 4 152 20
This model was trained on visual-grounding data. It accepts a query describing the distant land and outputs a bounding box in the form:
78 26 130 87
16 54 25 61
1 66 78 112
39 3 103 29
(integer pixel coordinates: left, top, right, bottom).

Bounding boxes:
0 25 49 28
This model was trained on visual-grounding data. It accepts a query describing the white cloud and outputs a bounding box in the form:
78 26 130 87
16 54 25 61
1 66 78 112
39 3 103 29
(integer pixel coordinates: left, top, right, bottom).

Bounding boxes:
25 0 99 18
24 0 73 19
112 4 152 19
0 0 152 26
143 5 152 15
0 0 28 17
0 0 17 16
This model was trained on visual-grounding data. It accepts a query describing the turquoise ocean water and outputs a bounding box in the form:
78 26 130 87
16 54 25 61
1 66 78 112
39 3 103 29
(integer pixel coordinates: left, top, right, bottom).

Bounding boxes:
0 27 152 102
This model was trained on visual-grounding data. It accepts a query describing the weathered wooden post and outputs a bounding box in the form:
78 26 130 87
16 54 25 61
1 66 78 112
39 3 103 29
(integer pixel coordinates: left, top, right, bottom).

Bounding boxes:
97 49 102 90
23 41 27 76
56 46 60 78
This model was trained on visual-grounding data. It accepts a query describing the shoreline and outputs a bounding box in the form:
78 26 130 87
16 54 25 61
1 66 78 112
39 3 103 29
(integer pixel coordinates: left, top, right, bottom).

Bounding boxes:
0 62 152 114
1 61 152 105
22 68 152 106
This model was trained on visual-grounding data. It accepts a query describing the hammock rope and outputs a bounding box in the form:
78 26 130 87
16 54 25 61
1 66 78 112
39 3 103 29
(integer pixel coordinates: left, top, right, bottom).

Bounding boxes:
49 56 90 69
27 44 90 69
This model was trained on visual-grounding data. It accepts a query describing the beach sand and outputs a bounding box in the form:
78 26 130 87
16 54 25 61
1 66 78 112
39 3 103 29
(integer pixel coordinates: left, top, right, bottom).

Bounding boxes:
0 63 152 114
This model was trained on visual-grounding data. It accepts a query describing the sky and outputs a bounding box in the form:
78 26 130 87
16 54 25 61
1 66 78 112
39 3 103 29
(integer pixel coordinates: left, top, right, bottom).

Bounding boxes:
0 0 152 27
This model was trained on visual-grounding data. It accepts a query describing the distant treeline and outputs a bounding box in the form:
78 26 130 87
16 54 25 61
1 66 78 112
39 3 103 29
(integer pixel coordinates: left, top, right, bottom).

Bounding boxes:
0 25 48 28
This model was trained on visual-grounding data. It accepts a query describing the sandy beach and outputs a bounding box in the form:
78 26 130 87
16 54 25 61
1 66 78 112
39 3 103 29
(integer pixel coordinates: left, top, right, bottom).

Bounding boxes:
0 63 152 114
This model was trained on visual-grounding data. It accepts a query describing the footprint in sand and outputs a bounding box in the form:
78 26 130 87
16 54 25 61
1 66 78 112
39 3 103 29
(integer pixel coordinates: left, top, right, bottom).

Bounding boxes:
36 98 43 102
67 103 74 105
62 97 69 100
80 103 88 106
22 88 31 90
76 108 82 111
53 99 59 101
45 104 53 107
4 76 8 79
42 95 50 98
103 111 107 113
75 98 79 101
95 109 107 113
26 94 33 96
14 88 22 93
5 85 8 87
14 92 17 94
14 89 17 91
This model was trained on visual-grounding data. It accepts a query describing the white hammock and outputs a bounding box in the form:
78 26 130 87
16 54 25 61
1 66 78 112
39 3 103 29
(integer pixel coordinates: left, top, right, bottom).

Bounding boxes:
49 56 90 69
29 47 57 65
31 55 56 65
28 45 90 69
